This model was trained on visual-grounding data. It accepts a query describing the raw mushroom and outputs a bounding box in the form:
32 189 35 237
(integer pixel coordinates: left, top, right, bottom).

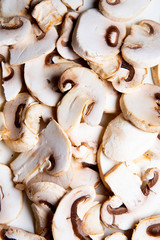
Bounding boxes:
0 112 6 140
104 232 128 240
56 12 79 60
120 83 160 133
62 0 84 11
0 0 31 17
151 64 160 86
122 20 160 68
57 66 106 131
145 134 160 161
99 0 151 22
0 163 23 224
72 8 126 62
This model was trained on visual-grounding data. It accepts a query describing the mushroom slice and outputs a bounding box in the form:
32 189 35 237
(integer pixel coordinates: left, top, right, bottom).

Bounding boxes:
0 112 6 140
122 20 160 68
151 64 160 86
0 16 31 46
32 0 67 32
10 119 72 189
57 67 106 131
105 232 128 240
99 0 151 22
72 8 126 62
120 84 160 133
10 24 58 65
62 0 84 10
102 114 157 162
145 134 160 161
56 12 79 60
0 224 46 239
52 185 96 240
24 52 80 106
104 81 120 113
0 163 23 224
0 0 31 17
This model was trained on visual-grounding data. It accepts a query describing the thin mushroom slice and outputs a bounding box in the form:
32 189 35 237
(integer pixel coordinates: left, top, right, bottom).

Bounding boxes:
104 232 128 240
120 84 160 133
99 0 151 22
144 134 160 161
0 0 31 17
0 112 6 140
62 0 84 10
0 163 23 224
104 81 120 113
57 67 106 131
122 20 160 68
72 8 126 62
151 64 160 86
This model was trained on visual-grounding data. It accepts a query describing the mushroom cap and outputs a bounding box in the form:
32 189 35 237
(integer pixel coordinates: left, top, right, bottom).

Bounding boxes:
72 8 126 62
120 83 160 132
122 20 160 68
62 0 84 10
151 64 160 86
99 0 151 22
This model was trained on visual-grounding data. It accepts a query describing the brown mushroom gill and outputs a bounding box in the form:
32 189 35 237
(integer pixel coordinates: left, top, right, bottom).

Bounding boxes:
121 59 135 82
0 185 4 211
2 67 14 82
142 23 154 35
14 103 26 129
106 0 120 5
142 171 159 196
146 223 160 237
0 19 23 30
71 196 92 240
105 26 120 47
1 229 16 240
155 93 160 114
81 162 99 173
107 204 128 215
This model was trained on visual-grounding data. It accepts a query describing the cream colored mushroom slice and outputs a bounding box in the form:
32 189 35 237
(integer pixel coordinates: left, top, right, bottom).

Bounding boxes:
122 20 160 68
0 224 46 240
0 0 31 17
32 0 67 32
72 8 126 62
102 114 157 162
151 64 160 86
145 134 160 161
120 84 160 133
104 81 120 113
99 0 151 22
0 163 23 224
10 119 72 189
105 233 128 240
58 67 106 131
0 112 6 141
52 185 96 240
132 215 160 239
62 0 84 10
24 53 80 107
72 145 96 164
56 12 79 60
10 24 58 65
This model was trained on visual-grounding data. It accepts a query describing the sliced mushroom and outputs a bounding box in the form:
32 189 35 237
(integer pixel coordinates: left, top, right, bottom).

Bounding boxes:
122 20 160 68
62 0 84 10
0 0 31 17
99 0 151 22
72 145 96 164
72 8 126 62
57 67 106 131
151 64 160 86
120 84 160 133
0 112 6 140
105 232 128 240
144 134 160 161
32 0 67 32
0 163 23 224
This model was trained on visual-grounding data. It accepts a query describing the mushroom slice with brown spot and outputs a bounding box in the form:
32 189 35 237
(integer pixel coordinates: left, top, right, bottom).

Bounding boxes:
151 64 160 86
52 185 96 240
122 20 160 68
120 84 160 133
105 232 128 240
72 8 126 62
0 163 23 224
144 134 160 161
99 0 151 22
56 12 79 60
62 0 84 10
57 67 106 131
32 0 67 32
0 0 31 17
24 53 80 107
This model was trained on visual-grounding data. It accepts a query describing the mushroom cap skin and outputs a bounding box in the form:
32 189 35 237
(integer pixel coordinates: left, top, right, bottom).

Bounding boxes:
62 0 84 11
72 8 126 62
104 232 128 240
151 64 160 86
57 67 106 131
120 84 160 133
0 163 23 224
122 20 160 68
99 0 152 22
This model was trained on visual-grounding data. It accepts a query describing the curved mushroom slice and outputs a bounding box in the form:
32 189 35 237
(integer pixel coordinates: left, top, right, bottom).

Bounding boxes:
0 224 46 240
0 163 23 224
62 0 84 10
10 24 58 65
120 84 160 133
52 185 96 240
105 232 128 240
104 81 120 113
0 0 31 17
122 20 160 68
72 8 126 62
151 64 160 86
145 134 160 161
32 0 67 32
56 12 79 60
57 67 106 131
24 53 80 106
102 114 157 162
99 0 151 22
10 119 72 189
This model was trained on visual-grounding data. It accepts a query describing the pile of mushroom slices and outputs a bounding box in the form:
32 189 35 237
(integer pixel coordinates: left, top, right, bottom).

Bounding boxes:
1 0 160 239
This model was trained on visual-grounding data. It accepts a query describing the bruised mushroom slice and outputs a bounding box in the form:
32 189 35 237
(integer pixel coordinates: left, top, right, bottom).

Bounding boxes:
57 67 106 131
52 185 96 240
62 0 84 10
104 232 128 240
122 20 160 68
72 8 126 62
99 0 151 22
32 0 67 32
120 84 160 133
151 64 160 86
0 163 23 224
10 119 72 189
56 12 79 60
24 52 80 106
0 0 31 17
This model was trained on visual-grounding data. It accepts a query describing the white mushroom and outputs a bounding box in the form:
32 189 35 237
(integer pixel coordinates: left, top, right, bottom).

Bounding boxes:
145 134 160 161
0 112 6 141
99 0 151 22
0 0 31 17
120 84 160 133
151 64 160 86
104 233 128 240
72 8 126 62
62 0 84 10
